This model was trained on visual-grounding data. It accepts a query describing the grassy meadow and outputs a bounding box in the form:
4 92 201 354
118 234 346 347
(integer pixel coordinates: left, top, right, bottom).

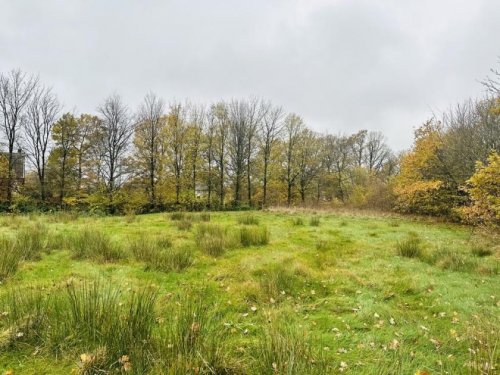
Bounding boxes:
0 210 498 374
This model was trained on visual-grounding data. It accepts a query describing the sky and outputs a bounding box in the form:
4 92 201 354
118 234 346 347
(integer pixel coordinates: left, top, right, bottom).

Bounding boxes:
1 0 499 151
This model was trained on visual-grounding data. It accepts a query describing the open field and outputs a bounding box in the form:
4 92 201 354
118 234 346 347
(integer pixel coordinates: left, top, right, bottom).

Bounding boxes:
0 211 498 374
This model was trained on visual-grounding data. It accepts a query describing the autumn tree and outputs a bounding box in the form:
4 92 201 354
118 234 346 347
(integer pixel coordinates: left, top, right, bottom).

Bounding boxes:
134 92 165 207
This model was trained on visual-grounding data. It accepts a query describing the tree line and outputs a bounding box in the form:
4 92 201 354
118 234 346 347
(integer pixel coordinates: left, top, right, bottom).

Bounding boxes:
1 68 499 224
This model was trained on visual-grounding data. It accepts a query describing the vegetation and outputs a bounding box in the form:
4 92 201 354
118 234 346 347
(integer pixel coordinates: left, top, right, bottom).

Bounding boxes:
0 211 497 374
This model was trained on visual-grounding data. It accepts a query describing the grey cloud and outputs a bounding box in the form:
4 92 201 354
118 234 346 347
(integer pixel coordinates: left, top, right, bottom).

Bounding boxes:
1 0 498 150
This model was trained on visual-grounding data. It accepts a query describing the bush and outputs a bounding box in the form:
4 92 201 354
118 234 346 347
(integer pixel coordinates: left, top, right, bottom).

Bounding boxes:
240 225 269 247
69 229 124 262
309 216 320 227
396 234 422 258
238 215 259 225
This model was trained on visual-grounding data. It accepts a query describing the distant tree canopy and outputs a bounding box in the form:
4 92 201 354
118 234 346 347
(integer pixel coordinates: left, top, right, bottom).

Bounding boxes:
0 66 499 226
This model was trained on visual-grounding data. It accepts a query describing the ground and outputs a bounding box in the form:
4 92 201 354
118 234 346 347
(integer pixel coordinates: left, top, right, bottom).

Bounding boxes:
0 210 498 374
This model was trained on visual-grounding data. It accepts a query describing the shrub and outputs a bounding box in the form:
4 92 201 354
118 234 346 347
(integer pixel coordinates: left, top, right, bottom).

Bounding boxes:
238 215 259 225
309 216 320 227
396 234 422 258
69 229 124 262
240 225 269 247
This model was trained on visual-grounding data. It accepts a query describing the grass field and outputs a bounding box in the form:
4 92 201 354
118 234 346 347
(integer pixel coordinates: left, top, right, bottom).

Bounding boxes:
0 210 498 374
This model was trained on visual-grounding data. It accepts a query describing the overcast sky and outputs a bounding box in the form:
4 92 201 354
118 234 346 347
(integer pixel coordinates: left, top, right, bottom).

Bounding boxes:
1 0 499 150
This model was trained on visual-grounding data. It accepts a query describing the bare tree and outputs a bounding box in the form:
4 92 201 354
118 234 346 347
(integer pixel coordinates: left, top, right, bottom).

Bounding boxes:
244 98 263 206
97 94 133 208
283 114 304 206
0 69 39 203
187 104 204 201
364 131 391 172
135 92 165 207
259 102 283 207
228 99 249 205
24 86 60 201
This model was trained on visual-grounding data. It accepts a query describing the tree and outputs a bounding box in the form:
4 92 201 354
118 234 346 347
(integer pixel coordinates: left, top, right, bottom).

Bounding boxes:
228 99 249 206
134 92 165 207
259 102 283 207
212 102 229 208
165 102 188 204
461 151 500 226
75 114 100 193
51 113 78 205
97 94 133 209
0 69 39 203
282 114 304 206
24 86 60 201
364 131 391 172
187 104 204 201
297 129 321 204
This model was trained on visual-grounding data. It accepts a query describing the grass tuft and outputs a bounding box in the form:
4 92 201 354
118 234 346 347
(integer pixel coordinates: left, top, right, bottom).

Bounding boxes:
396 233 422 258
309 216 320 227
238 214 259 225
69 229 124 262
240 225 269 247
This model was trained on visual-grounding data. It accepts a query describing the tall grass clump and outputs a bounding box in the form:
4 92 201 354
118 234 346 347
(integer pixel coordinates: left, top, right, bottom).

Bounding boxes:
240 225 269 247
170 212 186 221
427 247 477 272
238 214 259 225
256 263 300 301
0 281 158 373
146 246 194 272
69 229 124 262
199 212 211 222
15 222 48 260
155 289 236 373
309 216 320 227
0 237 23 280
253 318 329 374
471 244 493 257
176 219 192 231
196 223 229 257
396 233 422 258
292 217 304 226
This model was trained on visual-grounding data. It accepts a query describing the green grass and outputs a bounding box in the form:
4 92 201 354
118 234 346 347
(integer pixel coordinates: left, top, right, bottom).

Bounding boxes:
0 210 498 374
